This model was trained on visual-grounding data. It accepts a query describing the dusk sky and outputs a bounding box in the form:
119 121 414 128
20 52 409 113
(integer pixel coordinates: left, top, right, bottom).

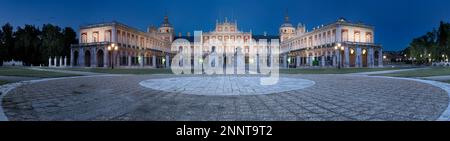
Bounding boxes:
1 0 450 51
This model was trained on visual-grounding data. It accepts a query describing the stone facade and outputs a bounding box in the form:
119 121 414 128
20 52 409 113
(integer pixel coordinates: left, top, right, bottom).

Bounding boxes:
71 15 382 69
280 16 383 68
70 15 174 68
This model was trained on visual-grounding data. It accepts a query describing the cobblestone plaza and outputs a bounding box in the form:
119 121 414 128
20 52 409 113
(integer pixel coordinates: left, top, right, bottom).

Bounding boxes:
1 74 448 121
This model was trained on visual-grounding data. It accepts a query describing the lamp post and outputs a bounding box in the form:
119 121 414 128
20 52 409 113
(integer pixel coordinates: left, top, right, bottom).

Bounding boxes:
334 43 343 69
107 43 118 69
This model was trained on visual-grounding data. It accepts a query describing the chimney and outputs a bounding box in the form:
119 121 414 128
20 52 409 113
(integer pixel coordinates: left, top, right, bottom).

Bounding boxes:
178 32 182 37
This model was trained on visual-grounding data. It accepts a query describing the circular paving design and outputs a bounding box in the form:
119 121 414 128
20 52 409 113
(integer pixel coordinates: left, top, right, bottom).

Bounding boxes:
139 76 315 95
1 74 449 121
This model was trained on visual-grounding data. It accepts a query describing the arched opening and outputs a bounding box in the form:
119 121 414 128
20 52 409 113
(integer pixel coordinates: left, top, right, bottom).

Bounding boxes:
73 51 79 66
349 48 356 67
84 50 91 67
374 50 380 66
362 49 368 67
97 49 104 67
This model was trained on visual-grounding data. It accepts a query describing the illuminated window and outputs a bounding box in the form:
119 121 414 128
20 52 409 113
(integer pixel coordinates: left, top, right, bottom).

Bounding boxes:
81 33 87 43
354 31 360 42
92 32 99 42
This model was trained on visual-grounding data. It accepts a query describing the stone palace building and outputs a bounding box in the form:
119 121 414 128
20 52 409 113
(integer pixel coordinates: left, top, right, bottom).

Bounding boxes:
70 14 382 69
279 16 383 68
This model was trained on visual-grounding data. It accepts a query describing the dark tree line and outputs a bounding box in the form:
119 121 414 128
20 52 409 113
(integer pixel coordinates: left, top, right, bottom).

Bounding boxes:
0 23 77 66
404 21 450 63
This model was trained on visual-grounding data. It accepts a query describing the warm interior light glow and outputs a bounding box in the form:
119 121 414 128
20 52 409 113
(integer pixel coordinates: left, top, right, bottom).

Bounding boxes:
340 46 344 51
362 49 366 55
107 46 111 51
114 46 118 51
350 49 354 55
334 46 338 50
383 55 387 59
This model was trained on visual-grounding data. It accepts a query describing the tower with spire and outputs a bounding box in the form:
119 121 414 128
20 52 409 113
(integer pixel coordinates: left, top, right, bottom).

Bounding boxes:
279 9 296 42
158 14 175 41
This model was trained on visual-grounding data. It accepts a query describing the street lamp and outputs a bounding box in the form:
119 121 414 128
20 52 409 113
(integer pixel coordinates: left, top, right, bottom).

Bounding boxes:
107 43 118 69
334 43 343 69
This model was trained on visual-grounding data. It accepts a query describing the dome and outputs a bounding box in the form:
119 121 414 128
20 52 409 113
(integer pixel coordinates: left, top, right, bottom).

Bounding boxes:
160 15 172 28
280 14 294 28
281 23 294 28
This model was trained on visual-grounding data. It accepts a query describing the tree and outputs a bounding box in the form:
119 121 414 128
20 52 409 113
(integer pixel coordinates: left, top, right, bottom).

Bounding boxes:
14 25 42 66
406 22 450 64
1 23 14 61
41 24 64 65
62 27 77 64
0 28 4 65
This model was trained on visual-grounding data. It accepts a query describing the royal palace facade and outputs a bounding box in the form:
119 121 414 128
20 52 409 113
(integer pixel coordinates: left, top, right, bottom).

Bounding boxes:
279 16 383 68
70 15 382 69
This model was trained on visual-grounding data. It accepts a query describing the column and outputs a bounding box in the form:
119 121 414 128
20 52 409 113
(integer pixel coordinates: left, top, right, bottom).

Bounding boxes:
332 51 336 67
53 57 57 67
140 54 144 67
70 49 74 67
306 56 310 66
128 55 132 67
48 57 52 67
368 48 374 68
378 48 383 67
59 57 63 67
79 48 84 67
283 54 288 68
104 49 109 68
165 55 170 68
143 54 147 67
64 56 67 67
296 56 300 68
336 25 342 42
321 55 325 67
356 47 362 67
344 47 349 68
152 55 156 68
111 26 117 42
91 49 96 67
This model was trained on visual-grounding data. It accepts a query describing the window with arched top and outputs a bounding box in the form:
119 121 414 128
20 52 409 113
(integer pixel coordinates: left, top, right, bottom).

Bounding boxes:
354 31 360 42
105 30 111 42
365 32 373 43
92 32 99 42
341 29 349 41
81 33 87 43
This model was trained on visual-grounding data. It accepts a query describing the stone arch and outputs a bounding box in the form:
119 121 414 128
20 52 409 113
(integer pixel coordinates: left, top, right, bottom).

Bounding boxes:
362 48 368 67
97 49 105 67
349 47 356 67
73 50 79 66
374 50 380 66
84 50 91 67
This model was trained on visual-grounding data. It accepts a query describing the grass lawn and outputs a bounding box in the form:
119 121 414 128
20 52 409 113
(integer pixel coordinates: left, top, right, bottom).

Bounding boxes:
62 68 173 75
279 67 406 74
377 67 450 77
57 67 410 75
0 67 79 78
0 80 9 85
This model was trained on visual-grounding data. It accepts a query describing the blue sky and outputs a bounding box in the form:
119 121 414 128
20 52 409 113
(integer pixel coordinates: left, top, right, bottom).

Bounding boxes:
1 0 450 51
